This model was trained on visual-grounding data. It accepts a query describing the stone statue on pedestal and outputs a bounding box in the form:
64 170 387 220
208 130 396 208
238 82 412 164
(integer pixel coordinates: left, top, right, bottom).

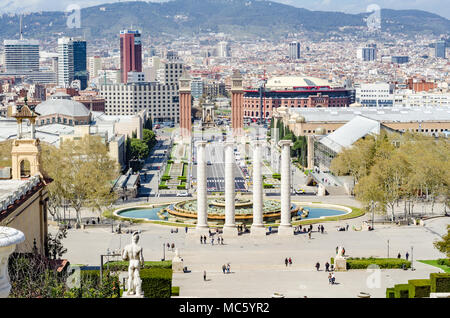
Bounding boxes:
334 246 347 271
122 232 144 297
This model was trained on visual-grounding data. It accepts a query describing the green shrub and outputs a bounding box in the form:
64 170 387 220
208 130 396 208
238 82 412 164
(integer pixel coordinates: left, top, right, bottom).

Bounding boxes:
330 257 334 265
177 183 186 190
437 259 450 267
167 160 174 164
408 279 431 298
103 261 172 272
161 175 170 181
346 258 411 269
81 270 101 286
394 284 410 298
430 273 450 293
158 184 168 189
263 183 274 189
386 288 395 298
172 286 180 296
272 173 281 180
178 176 187 181
140 268 172 298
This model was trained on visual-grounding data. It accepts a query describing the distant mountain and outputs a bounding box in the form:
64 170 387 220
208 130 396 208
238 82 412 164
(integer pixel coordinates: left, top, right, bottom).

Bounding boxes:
0 0 448 42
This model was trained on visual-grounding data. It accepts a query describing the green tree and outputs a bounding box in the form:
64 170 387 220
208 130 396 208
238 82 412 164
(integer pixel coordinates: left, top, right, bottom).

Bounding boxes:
130 138 149 159
143 129 156 149
434 225 450 258
41 136 119 227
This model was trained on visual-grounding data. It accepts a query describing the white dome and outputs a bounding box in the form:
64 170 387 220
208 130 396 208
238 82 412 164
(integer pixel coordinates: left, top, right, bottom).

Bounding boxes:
36 98 90 117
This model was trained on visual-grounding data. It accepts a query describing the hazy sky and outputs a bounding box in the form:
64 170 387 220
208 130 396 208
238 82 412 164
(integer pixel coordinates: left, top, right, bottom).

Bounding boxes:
1 0 449 19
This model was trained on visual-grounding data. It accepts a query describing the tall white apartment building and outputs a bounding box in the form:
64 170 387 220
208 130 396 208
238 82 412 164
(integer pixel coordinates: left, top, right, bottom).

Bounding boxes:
356 83 394 107
217 41 230 58
57 37 74 88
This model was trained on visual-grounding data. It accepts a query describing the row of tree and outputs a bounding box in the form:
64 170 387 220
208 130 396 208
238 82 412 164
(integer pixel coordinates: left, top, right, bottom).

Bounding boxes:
331 132 449 219
125 128 157 171
269 120 308 167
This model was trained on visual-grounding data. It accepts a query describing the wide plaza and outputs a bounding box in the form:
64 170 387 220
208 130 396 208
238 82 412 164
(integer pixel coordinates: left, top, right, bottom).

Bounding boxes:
50 203 448 298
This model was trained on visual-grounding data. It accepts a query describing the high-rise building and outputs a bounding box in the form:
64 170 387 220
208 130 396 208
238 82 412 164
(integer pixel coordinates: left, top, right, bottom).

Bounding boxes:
217 41 230 58
435 40 446 59
120 29 142 83
88 56 102 78
73 39 87 90
57 37 74 88
57 37 87 89
4 39 40 73
355 82 394 107
357 44 377 61
288 41 301 60
191 77 204 99
157 59 184 86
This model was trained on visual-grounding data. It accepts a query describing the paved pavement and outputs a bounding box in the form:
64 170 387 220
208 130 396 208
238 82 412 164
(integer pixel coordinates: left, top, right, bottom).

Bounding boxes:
50 213 449 298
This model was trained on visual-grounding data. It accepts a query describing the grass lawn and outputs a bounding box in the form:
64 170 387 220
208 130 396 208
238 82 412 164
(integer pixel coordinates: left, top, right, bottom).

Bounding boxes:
418 260 450 273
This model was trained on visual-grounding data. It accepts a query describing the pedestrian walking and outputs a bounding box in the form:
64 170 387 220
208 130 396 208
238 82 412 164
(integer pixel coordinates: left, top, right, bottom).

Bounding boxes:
289 257 292 266
200 236 203 244
397 252 401 259
336 246 338 254
325 262 330 272
211 238 214 245
171 243 175 251
308 231 311 239
222 264 226 274
328 273 332 284
203 270 207 281
331 273 336 285
321 225 324 234
406 252 409 261
167 243 170 250
285 258 288 267
221 237 224 245
346 224 349 231
185 226 188 233
227 263 230 273
315 262 320 271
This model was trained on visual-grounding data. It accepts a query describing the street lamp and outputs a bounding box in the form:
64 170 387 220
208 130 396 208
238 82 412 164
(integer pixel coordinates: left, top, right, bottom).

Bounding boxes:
162 243 165 261
387 240 390 258
411 246 415 271
371 200 375 230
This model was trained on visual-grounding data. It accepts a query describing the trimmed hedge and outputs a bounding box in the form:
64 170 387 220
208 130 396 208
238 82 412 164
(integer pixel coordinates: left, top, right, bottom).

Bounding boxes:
430 273 450 293
161 175 170 181
177 183 186 190
178 176 187 181
263 183 274 189
394 284 410 298
171 286 180 296
408 279 431 298
346 258 411 269
159 184 168 189
141 268 173 298
386 288 395 298
103 261 172 272
272 173 281 180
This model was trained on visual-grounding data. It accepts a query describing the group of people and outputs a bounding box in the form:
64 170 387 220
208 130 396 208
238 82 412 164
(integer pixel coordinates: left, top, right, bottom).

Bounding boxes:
170 228 178 233
335 246 346 256
284 257 293 267
337 224 350 231
222 263 231 274
328 272 336 285
166 242 176 251
200 235 224 245
316 261 335 272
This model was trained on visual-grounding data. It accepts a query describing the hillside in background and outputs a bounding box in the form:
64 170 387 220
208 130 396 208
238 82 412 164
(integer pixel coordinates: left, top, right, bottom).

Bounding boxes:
0 0 448 42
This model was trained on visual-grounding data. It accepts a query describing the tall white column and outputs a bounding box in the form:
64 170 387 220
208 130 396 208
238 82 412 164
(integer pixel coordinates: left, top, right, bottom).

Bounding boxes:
278 140 294 236
223 141 238 236
0 227 25 298
196 141 208 232
251 140 266 236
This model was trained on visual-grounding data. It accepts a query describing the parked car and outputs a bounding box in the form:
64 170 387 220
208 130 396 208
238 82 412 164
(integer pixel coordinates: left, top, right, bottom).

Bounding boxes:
295 188 306 194
176 191 189 197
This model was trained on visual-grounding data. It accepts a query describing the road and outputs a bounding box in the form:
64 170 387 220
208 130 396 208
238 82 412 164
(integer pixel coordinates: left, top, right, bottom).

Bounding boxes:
192 140 247 192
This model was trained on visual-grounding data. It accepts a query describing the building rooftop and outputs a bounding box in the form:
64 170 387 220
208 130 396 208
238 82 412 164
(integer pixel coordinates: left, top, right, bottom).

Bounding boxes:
287 106 450 123
35 98 90 117
266 76 332 90
318 116 384 153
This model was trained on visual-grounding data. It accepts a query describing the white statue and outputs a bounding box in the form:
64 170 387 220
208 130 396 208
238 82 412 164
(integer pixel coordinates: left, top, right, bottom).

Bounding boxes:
336 246 345 259
122 232 144 296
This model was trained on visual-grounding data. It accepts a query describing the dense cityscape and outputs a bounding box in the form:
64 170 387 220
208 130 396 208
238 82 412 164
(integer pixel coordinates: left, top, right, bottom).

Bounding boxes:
0 0 448 308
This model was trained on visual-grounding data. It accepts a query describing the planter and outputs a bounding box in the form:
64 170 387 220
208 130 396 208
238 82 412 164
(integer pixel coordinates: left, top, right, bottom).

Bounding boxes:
0 227 25 298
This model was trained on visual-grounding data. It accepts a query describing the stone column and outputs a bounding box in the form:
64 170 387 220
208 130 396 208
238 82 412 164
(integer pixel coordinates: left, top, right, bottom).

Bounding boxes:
278 140 294 236
251 140 266 236
196 141 208 232
223 141 238 236
30 119 36 140
0 227 25 298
